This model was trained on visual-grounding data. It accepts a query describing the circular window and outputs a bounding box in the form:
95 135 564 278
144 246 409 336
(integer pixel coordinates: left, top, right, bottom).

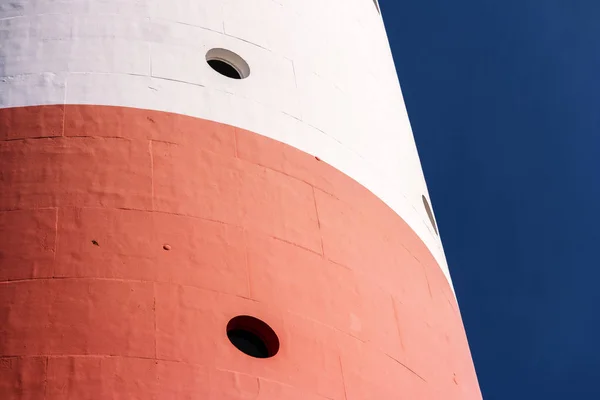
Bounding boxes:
226 315 279 358
206 48 250 80
422 195 439 235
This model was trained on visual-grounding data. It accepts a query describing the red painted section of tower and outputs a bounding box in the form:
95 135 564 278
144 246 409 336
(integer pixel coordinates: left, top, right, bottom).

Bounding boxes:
0 105 480 399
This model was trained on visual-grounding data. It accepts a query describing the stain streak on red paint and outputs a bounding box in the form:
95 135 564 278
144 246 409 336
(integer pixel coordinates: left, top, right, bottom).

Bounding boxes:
0 105 481 399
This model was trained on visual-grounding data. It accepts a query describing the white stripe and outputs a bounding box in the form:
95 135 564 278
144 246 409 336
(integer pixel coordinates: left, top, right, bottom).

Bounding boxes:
0 0 453 285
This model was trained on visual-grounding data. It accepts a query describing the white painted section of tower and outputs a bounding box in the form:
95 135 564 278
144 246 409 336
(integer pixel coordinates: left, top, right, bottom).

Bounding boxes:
0 0 452 283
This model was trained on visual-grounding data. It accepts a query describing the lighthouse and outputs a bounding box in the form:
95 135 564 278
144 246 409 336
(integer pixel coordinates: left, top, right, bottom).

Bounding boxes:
0 0 481 398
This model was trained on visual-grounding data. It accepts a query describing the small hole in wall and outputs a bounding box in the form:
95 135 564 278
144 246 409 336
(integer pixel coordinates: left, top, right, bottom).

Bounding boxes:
422 195 439 235
226 315 279 358
206 48 250 80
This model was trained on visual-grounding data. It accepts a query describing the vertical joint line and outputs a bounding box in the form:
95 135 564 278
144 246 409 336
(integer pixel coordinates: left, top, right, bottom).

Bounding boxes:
256 376 262 397
391 295 406 352
149 140 155 210
61 80 68 137
149 38 153 77
311 186 325 256
153 283 158 359
233 129 239 158
422 263 433 299
290 59 303 120
242 229 252 299
291 59 299 90
339 355 349 400
52 207 59 277
43 356 49 400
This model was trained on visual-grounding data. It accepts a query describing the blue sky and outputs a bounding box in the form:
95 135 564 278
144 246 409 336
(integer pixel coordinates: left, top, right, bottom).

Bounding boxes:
380 0 600 398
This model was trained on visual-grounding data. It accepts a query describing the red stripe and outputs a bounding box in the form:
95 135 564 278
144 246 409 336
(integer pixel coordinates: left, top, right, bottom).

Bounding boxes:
0 105 481 399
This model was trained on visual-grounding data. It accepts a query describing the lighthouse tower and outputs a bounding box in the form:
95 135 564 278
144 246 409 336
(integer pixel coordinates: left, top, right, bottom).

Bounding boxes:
0 0 481 398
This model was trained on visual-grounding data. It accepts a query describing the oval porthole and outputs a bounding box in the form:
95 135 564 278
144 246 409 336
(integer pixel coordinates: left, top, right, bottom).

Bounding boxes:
226 315 279 359
422 195 439 235
206 48 250 80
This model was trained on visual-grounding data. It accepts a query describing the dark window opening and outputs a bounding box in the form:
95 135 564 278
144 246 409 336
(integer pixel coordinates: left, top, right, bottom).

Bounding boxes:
226 315 279 358
227 329 270 358
207 59 242 79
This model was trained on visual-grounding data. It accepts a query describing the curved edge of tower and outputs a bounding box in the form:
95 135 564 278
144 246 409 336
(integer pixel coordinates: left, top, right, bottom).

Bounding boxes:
0 1 481 399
